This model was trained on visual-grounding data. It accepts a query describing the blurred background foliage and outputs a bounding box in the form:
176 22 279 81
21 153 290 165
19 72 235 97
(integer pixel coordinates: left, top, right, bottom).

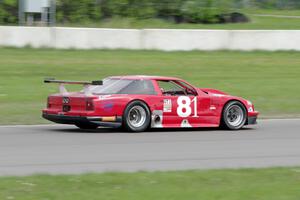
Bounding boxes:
1 0 300 25
0 0 17 24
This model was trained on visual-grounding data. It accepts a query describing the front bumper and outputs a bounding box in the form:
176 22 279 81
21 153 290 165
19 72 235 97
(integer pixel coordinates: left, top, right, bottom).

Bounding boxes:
246 116 257 125
245 110 259 125
42 113 122 128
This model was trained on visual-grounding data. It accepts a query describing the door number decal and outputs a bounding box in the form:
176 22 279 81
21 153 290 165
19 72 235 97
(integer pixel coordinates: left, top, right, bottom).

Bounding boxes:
177 96 198 118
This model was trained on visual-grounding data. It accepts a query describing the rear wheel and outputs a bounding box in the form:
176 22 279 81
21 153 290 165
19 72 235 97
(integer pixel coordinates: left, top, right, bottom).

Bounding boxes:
123 101 151 132
221 101 246 130
75 122 99 130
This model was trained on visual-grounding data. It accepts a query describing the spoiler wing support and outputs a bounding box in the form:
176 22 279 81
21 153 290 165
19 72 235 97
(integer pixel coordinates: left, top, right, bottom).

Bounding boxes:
44 78 102 95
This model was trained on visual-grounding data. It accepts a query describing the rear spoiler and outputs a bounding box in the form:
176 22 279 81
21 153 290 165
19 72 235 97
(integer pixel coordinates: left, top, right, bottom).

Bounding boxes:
44 78 102 95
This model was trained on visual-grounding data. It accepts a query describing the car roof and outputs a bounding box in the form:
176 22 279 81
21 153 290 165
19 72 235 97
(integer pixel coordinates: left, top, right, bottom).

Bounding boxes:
108 75 181 81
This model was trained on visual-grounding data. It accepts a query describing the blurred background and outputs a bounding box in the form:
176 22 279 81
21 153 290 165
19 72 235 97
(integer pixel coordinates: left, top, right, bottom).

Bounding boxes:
1 0 300 28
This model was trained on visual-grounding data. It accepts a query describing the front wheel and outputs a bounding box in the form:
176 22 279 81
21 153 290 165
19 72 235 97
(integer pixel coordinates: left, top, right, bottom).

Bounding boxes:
221 101 246 130
123 101 151 132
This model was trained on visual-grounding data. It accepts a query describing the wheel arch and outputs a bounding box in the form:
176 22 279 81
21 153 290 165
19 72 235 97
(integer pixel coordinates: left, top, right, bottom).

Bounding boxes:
124 99 151 113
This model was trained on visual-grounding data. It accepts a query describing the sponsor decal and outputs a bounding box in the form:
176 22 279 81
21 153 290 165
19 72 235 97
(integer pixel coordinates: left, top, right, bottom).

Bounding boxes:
103 102 114 111
99 95 112 99
210 105 216 110
181 119 192 127
163 99 172 112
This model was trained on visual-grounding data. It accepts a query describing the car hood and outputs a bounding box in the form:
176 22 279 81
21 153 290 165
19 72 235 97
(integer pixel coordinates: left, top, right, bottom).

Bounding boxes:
199 88 228 96
199 88 251 109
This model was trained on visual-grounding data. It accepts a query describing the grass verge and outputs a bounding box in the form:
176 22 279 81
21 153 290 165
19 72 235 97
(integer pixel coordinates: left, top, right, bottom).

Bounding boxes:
0 48 299 124
0 167 300 200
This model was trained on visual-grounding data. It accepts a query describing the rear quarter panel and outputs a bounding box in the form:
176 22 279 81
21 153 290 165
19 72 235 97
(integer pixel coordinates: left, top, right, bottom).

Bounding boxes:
93 94 162 117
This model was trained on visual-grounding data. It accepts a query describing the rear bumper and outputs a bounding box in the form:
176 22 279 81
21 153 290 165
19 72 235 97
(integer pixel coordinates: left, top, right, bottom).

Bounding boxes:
42 113 122 128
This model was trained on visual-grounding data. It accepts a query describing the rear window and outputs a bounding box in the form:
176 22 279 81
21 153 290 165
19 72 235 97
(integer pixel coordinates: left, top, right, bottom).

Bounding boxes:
89 78 156 95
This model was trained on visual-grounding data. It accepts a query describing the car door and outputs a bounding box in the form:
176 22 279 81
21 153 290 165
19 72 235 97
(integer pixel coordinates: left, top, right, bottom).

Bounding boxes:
156 80 212 128
175 80 213 127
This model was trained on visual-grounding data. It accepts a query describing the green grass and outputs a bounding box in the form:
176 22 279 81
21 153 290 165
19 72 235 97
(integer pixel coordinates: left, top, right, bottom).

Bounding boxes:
246 9 300 16
1 167 300 200
56 9 300 30
0 48 300 125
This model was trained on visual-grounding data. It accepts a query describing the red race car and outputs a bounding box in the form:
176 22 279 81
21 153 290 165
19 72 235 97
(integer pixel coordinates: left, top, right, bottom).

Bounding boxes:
42 75 258 132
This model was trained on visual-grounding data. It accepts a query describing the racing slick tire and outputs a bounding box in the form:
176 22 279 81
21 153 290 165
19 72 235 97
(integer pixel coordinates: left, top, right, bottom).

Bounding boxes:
123 100 151 132
221 101 247 130
75 122 99 130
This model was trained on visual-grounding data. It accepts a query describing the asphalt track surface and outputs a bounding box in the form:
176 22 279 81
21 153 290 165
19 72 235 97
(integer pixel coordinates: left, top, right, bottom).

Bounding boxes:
0 119 299 176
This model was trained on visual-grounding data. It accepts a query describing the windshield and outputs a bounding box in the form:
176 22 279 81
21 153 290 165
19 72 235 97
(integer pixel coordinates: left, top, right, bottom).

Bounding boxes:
89 78 156 95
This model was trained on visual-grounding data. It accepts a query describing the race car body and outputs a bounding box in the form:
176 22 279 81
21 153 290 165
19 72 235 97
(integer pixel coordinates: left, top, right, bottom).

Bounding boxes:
42 75 259 132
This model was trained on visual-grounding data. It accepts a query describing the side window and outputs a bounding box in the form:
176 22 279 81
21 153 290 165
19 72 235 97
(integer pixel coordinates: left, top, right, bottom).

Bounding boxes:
119 80 156 95
175 81 197 96
157 80 186 96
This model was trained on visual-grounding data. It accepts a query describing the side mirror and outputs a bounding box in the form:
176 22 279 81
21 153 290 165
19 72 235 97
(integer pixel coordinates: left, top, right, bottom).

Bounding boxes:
186 88 197 96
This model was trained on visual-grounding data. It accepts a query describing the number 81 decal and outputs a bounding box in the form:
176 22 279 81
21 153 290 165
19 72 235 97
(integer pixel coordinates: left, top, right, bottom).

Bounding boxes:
177 96 198 118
